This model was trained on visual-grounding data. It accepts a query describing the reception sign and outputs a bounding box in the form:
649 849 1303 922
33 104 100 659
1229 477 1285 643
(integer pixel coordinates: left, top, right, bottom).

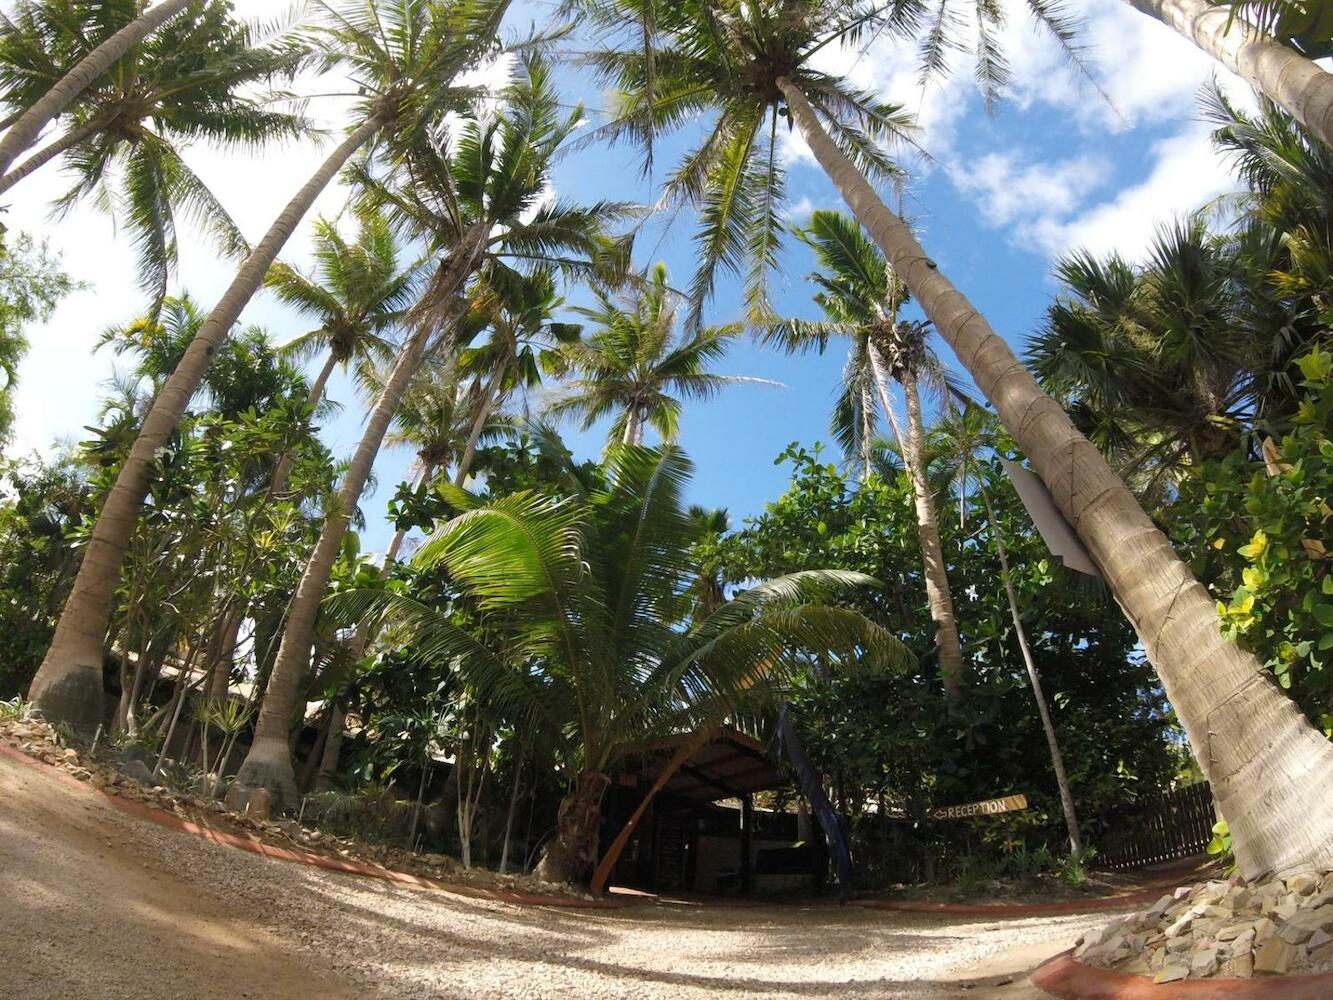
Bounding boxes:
929 794 1028 821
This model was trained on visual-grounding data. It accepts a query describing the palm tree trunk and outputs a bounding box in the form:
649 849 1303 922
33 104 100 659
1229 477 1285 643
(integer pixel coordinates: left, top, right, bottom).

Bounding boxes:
270 351 339 496
453 368 504 486
314 701 345 792
536 769 612 885
27 115 387 738
0 0 193 181
1123 0 1333 149
231 318 438 808
499 747 525 873
777 75 1333 879
621 409 639 446
868 345 965 704
0 115 105 194
981 484 1082 855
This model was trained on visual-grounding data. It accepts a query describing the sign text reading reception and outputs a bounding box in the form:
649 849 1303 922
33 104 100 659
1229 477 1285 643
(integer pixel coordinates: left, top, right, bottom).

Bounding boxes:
929 794 1028 821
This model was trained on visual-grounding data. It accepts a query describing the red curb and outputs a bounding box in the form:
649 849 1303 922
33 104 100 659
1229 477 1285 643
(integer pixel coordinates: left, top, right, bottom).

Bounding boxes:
0 740 633 910
850 888 1169 917
1030 949 1333 999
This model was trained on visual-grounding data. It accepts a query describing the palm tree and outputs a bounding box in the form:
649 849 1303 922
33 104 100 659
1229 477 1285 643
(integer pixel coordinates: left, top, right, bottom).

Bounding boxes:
451 263 580 484
1030 220 1269 492
230 57 635 807
767 210 965 704
0 0 194 180
548 262 773 446
356 444 913 884
579 0 1333 877
28 0 511 739
0 3 309 307
930 404 1083 855
1121 0 1333 149
267 207 421 413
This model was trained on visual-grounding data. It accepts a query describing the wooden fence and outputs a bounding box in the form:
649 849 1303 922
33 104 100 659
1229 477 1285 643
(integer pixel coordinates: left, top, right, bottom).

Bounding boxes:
1096 782 1217 871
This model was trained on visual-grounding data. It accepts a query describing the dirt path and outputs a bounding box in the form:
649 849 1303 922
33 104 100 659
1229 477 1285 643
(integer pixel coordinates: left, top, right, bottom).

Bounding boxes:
0 752 1120 999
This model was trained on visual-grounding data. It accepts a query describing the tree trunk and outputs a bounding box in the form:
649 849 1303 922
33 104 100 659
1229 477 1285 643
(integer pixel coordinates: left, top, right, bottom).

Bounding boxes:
270 351 339 496
981 484 1082 855
0 115 105 194
314 702 345 792
778 75 1333 879
27 115 386 738
536 770 611 886
868 345 964 704
0 0 192 180
1124 0 1333 149
452 367 503 487
232 318 436 809
499 749 525 874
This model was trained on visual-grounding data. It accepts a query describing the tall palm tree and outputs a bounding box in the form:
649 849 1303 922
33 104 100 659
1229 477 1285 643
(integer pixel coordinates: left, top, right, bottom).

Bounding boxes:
267 207 421 413
28 0 511 739
578 0 1333 877
357 444 913 884
0 0 194 180
1121 0 1333 149
548 262 773 446
767 210 965 704
450 262 580 484
0 3 309 307
230 57 635 807
930 404 1083 855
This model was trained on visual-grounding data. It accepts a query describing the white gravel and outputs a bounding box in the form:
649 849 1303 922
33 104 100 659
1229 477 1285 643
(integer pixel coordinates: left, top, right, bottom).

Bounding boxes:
0 752 1115 999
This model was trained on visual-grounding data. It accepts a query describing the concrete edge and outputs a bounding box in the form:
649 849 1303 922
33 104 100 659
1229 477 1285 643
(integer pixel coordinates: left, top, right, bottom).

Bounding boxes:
0 740 635 910
1030 948 1333 998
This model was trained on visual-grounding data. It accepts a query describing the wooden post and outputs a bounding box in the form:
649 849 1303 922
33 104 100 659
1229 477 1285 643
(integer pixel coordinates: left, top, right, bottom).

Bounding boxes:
589 726 720 894
740 794 754 893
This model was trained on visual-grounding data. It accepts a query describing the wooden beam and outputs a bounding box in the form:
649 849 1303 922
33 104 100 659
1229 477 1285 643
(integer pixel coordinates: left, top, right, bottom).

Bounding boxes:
678 762 743 799
590 725 719 895
740 794 754 893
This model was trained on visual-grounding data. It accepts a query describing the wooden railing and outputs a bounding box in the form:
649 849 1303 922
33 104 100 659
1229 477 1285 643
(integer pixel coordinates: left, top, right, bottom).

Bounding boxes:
1096 782 1217 871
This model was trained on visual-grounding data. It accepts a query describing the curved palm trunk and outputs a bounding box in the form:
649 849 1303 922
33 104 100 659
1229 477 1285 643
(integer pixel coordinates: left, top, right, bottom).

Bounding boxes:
453 368 504 486
981 485 1082 855
231 317 438 808
0 0 192 181
0 116 104 194
868 345 965 704
1124 0 1333 149
778 76 1333 878
28 116 386 738
270 351 340 496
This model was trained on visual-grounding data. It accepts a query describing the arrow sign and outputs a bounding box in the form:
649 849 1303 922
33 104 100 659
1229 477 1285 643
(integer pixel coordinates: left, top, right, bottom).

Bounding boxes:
930 794 1029 821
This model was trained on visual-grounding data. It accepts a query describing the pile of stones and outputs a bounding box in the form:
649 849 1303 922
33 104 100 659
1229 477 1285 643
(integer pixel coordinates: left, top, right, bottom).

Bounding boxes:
1074 873 1333 982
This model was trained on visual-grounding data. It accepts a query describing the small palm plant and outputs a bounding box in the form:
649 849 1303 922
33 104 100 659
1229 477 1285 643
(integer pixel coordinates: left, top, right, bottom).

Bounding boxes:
354 445 913 884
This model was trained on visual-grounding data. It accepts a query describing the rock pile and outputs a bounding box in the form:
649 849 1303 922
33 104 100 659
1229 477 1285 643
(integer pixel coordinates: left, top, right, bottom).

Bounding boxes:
1074 873 1333 981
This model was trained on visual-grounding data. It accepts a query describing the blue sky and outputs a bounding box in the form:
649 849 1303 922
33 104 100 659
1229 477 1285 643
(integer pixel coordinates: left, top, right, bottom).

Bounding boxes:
5 0 1250 552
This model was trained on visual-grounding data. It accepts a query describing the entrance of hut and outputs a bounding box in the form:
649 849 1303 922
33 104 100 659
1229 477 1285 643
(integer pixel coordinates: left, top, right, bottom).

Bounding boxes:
597 727 835 896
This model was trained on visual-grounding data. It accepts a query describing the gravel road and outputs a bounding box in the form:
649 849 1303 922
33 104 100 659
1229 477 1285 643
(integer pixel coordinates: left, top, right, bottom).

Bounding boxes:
0 752 1114 999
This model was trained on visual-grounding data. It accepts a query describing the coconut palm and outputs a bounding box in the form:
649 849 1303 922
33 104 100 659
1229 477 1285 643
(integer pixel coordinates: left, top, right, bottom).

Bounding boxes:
766 210 965 705
578 0 1333 877
230 56 636 807
449 262 580 484
547 262 773 447
1120 0 1333 149
929 404 1084 855
0 0 195 180
267 207 421 413
28 0 511 739
0 2 309 306
354 444 913 884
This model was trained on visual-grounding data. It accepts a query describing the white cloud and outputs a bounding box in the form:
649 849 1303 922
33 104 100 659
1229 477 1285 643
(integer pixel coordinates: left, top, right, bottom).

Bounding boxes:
1029 124 1237 260
948 152 1111 228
